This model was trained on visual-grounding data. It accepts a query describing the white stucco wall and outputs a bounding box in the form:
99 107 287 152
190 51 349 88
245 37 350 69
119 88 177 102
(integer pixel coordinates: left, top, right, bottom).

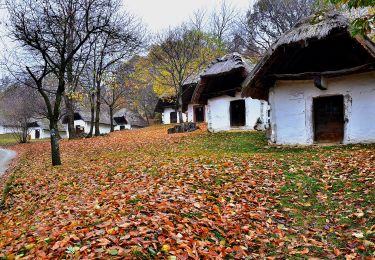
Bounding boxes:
65 120 111 138
269 72 375 145
0 126 5 134
114 124 131 131
207 92 268 133
29 128 67 140
161 108 187 124
187 104 208 123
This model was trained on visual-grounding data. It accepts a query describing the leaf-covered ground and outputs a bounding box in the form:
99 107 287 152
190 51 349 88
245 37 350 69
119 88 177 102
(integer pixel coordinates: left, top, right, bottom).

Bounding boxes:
0 125 374 259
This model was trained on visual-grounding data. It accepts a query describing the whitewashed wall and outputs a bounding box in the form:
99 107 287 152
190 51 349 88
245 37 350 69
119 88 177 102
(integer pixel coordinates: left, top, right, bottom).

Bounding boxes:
187 104 208 123
0 125 5 134
65 120 111 138
161 108 187 124
269 72 375 145
207 92 268 132
114 124 131 131
29 128 67 140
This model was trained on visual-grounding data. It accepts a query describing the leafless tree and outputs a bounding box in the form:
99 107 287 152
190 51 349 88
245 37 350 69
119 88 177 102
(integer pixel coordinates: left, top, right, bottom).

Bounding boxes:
237 0 330 56
87 12 144 136
189 9 207 32
131 84 158 124
6 0 120 166
210 1 238 43
0 82 42 143
101 74 129 132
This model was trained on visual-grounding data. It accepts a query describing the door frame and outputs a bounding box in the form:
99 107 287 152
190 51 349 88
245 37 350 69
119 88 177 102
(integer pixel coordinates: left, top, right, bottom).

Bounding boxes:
312 94 345 143
229 99 246 127
193 105 205 123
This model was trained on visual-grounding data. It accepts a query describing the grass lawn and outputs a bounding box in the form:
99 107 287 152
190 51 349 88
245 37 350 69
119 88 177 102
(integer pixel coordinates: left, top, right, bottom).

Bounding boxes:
0 126 374 259
0 134 19 146
0 134 49 146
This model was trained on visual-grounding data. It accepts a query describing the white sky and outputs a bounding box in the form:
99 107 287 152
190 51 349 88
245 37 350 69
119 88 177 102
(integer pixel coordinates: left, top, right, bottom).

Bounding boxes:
0 0 254 77
123 0 253 33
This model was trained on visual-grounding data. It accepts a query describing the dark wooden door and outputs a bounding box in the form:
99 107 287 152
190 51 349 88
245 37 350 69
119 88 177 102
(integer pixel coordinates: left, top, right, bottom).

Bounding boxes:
76 125 84 134
230 100 246 127
35 129 40 139
194 106 205 123
314 95 344 143
170 112 177 123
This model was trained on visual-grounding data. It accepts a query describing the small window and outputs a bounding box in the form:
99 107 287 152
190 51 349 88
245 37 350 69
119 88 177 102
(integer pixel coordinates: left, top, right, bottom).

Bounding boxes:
120 125 125 130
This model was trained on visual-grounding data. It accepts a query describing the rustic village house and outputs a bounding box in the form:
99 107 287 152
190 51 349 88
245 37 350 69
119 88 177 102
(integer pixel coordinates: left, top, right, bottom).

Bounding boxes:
154 74 210 125
192 53 268 132
184 75 208 124
27 119 67 140
242 12 375 145
63 111 112 137
0 113 67 140
114 108 148 130
155 97 187 124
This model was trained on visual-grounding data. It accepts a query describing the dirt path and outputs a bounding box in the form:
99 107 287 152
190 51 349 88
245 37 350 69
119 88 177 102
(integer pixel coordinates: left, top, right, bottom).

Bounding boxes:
0 148 16 175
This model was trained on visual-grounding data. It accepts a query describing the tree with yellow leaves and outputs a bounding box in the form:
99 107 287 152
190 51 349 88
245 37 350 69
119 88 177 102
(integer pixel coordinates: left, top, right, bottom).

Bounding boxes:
148 25 227 123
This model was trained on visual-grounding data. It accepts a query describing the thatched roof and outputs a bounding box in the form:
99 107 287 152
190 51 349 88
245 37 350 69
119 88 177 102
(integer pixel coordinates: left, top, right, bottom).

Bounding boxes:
114 108 148 128
154 74 201 113
192 53 253 103
242 12 375 100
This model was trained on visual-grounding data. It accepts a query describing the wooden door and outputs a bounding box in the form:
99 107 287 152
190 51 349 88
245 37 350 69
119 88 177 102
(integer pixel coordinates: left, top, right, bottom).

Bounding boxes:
230 100 246 127
76 125 84 134
313 95 344 143
170 112 177 124
194 106 205 123
35 129 40 139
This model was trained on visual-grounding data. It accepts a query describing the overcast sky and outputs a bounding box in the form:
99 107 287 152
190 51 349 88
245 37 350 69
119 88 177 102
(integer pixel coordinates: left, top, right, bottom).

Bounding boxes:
0 0 253 77
124 0 253 33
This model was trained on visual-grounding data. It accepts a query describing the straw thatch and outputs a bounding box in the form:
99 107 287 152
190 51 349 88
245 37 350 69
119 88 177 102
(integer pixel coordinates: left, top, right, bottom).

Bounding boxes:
154 74 201 113
192 53 253 103
114 108 148 128
242 12 375 100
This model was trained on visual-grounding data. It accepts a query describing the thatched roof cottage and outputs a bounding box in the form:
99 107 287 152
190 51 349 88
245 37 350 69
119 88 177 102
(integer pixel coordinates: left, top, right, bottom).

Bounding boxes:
62 110 112 137
192 53 268 132
242 12 375 145
154 76 201 125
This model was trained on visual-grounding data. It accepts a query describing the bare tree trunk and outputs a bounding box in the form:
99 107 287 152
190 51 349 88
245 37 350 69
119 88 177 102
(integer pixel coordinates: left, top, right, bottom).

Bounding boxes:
50 122 61 166
64 95 76 139
88 93 95 137
109 105 114 132
177 93 184 124
95 81 101 136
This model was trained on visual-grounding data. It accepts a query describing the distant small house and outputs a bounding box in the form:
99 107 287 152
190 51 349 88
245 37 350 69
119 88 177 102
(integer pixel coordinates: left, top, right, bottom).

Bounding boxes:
154 97 187 124
113 115 131 131
114 108 148 129
27 119 67 140
242 13 375 145
183 75 208 124
63 111 111 137
0 113 66 140
192 53 268 132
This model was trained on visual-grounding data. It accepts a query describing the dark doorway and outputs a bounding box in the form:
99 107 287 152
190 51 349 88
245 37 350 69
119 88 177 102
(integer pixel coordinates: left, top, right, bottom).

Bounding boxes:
170 112 177 123
120 125 125 130
194 106 205 123
76 125 84 134
313 95 344 143
35 129 40 139
230 100 246 127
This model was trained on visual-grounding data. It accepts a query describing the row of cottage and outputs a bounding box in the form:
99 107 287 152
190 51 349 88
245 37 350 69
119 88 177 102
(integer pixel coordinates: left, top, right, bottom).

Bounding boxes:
156 13 375 145
0 108 147 140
